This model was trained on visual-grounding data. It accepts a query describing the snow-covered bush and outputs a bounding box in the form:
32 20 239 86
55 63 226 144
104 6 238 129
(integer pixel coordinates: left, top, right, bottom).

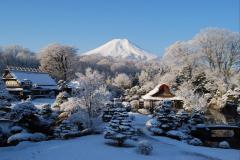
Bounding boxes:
52 91 69 109
9 101 55 135
53 119 84 139
137 140 153 155
59 97 81 113
189 110 205 126
146 118 158 130
218 141 230 149
188 138 203 146
9 101 38 121
176 110 190 127
7 132 47 145
176 82 208 111
10 126 24 134
166 130 189 140
104 99 136 146
113 73 132 89
68 110 101 130
40 104 53 117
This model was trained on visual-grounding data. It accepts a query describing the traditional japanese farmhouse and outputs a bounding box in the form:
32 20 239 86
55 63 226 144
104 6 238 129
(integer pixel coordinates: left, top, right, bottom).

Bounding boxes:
2 67 57 98
142 84 183 110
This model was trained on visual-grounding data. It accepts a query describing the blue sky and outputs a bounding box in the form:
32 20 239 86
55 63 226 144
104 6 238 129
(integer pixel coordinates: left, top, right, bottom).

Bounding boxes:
0 0 239 55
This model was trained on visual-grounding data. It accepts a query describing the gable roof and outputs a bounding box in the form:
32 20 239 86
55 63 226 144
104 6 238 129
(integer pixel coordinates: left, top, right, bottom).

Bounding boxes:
11 70 57 86
142 84 182 101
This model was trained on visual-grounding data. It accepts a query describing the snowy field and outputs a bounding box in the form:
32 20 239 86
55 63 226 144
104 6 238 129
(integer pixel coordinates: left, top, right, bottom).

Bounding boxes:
0 134 239 160
1 98 239 160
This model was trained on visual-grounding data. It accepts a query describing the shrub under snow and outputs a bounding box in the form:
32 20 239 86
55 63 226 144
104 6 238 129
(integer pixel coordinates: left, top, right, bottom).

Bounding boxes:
7 132 47 145
9 101 38 120
137 140 153 155
218 141 230 149
188 138 203 146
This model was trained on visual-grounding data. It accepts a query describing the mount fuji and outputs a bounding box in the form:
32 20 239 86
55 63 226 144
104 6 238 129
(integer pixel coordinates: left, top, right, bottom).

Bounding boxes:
81 39 157 61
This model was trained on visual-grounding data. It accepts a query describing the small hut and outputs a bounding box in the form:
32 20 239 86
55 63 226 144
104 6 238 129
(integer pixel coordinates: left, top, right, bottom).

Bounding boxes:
142 84 183 111
2 66 57 98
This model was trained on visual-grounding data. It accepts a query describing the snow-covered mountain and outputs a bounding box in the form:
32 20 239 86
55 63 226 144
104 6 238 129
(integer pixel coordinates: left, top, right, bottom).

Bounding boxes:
82 39 157 61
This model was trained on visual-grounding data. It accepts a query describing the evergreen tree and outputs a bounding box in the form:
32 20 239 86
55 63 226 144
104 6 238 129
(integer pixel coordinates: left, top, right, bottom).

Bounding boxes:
149 100 178 135
102 101 115 122
189 110 205 126
104 98 136 146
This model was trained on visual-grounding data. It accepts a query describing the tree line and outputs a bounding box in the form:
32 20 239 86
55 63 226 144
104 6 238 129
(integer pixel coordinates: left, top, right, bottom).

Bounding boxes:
0 28 239 89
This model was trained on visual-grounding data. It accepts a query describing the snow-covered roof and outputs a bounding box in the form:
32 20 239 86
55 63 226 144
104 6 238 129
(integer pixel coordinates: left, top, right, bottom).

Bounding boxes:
7 88 23 91
11 71 57 86
142 84 182 101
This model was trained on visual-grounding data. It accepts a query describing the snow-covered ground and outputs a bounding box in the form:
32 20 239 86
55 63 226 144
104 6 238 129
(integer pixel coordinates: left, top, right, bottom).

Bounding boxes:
2 99 239 160
0 134 239 160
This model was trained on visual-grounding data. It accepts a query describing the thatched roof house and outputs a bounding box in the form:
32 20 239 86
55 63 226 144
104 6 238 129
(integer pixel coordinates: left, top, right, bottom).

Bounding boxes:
142 84 183 110
2 66 57 98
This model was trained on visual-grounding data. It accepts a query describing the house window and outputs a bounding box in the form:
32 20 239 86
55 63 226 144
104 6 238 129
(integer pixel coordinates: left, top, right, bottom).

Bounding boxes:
6 80 19 87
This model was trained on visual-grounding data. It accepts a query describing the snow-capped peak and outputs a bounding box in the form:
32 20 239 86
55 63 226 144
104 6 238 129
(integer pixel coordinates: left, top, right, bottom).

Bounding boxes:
82 39 157 61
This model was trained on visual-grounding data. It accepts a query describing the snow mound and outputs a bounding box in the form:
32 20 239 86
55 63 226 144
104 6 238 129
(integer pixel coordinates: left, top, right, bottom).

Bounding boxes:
82 39 157 61
7 132 47 145
219 141 230 149
166 130 189 140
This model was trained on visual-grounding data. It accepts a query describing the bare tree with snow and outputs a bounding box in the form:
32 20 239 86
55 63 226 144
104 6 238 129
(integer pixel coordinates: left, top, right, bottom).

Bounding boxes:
0 45 39 73
39 44 77 81
113 73 132 89
193 28 240 83
73 68 110 128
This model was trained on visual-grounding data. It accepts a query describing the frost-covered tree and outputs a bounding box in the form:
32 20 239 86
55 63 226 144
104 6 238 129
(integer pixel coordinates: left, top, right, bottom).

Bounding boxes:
113 73 132 89
138 70 150 86
0 45 39 73
104 99 136 146
193 28 240 82
163 41 199 74
73 68 110 128
52 91 70 109
39 44 77 81
175 82 208 111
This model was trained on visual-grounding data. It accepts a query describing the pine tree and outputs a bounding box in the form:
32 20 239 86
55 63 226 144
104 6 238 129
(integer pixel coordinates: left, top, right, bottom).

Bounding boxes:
189 110 205 125
149 100 178 135
176 110 190 127
102 101 115 122
104 98 136 146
